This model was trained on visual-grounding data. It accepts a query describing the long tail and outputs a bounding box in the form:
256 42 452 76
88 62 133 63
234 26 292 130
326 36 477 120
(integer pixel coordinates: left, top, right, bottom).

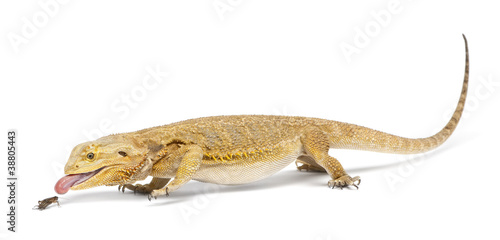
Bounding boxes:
329 34 469 154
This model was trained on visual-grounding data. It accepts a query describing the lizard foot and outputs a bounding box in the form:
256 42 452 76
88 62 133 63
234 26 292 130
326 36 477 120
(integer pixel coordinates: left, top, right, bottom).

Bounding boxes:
295 160 326 172
328 175 361 190
147 188 169 201
118 183 155 194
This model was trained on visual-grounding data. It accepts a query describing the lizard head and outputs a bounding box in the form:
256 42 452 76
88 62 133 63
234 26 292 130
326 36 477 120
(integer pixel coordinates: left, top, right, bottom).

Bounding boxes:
55 134 157 194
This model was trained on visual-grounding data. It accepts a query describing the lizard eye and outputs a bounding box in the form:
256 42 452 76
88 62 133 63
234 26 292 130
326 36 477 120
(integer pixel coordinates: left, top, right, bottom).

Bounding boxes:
118 151 127 157
87 153 94 159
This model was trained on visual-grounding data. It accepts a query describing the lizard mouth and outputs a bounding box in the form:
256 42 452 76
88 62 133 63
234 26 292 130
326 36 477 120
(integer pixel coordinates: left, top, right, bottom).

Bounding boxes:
54 167 104 194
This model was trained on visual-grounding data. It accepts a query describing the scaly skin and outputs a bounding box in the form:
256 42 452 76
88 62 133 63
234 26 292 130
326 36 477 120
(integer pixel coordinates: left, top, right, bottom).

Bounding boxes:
60 35 469 200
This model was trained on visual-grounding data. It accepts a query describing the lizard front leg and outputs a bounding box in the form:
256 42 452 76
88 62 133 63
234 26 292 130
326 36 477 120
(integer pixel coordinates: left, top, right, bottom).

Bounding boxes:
119 177 170 194
302 128 360 189
148 145 203 200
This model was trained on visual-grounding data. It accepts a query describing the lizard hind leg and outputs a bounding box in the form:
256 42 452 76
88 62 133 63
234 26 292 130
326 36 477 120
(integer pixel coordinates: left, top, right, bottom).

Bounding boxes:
119 177 170 194
295 156 327 172
301 128 361 190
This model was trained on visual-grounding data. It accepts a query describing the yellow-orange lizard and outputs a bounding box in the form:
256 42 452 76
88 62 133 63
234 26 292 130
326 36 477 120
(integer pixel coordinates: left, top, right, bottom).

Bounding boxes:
55 35 469 200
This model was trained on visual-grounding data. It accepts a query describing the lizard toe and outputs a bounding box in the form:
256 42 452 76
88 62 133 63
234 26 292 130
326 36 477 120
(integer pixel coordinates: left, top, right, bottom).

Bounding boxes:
328 175 361 190
148 189 168 201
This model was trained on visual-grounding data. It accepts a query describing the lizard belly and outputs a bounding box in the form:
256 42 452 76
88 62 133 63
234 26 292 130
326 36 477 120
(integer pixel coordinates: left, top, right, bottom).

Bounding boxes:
193 143 303 185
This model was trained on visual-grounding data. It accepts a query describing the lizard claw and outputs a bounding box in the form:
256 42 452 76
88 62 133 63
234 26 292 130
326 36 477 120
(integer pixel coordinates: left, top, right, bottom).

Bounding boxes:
147 188 169 201
328 175 361 190
295 160 307 171
118 184 132 193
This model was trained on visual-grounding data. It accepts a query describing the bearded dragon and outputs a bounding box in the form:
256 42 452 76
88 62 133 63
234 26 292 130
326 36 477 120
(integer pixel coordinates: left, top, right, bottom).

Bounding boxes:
55 35 469 200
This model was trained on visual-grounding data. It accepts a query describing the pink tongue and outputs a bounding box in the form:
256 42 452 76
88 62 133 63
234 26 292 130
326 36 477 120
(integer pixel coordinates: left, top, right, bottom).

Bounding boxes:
54 174 89 194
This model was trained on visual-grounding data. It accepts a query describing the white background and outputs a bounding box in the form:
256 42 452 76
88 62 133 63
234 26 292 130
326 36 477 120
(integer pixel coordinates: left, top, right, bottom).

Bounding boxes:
1 1 499 239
